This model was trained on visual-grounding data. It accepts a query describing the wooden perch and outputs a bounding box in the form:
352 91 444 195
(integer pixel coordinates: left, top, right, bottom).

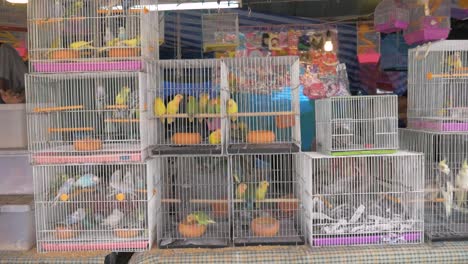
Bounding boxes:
230 111 297 118
48 127 94 133
427 72 468 80
105 118 140 123
34 105 84 113
384 194 446 204
106 105 129 110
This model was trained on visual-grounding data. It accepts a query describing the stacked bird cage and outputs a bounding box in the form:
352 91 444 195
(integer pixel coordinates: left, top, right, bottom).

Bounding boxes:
225 56 301 154
400 129 468 240
147 59 224 155
202 13 239 53
356 21 380 64
374 0 410 33
231 153 303 245
33 161 157 252
28 0 159 73
407 41 468 132
315 95 399 156
301 151 424 247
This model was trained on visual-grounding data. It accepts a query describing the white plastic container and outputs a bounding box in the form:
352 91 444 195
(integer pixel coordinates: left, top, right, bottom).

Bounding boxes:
0 195 35 251
0 104 27 149
0 149 33 195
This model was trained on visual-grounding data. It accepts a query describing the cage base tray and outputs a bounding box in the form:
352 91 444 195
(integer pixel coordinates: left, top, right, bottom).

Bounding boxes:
228 143 300 154
233 236 304 246
151 145 222 155
203 44 238 53
311 232 422 246
32 61 142 73
426 223 468 242
40 240 149 251
409 121 468 132
158 238 230 249
330 149 397 156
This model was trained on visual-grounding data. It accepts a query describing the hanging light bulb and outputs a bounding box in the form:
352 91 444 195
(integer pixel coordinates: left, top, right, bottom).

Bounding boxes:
324 30 334 52
6 0 28 3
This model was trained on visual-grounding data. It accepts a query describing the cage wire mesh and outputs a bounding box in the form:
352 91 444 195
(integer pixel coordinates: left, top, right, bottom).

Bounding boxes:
374 0 410 34
202 13 239 53
315 95 399 156
301 151 424 247
26 72 152 165
27 0 159 73
400 129 468 241
147 59 226 155
155 155 230 248
33 161 156 252
407 41 468 132
231 153 303 245
225 56 301 154
403 0 451 45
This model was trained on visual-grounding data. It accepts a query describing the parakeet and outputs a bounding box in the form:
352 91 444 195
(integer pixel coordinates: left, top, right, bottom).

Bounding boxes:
198 93 210 123
256 181 269 202
206 98 221 131
186 96 199 122
227 98 238 122
153 97 166 123
447 52 463 71
209 129 222 144
62 208 86 226
115 86 131 105
74 174 100 188
455 160 468 207
64 0 83 18
118 27 127 41
53 178 75 205
95 83 106 111
441 181 454 219
109 170 136 199
121 38 140 47
166 94 183 125
102 208 124 228
70 40 94 50
187 211 215 225
236 183 248 199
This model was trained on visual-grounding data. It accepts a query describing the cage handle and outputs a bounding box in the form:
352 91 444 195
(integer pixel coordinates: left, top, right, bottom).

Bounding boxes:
414 43 431 61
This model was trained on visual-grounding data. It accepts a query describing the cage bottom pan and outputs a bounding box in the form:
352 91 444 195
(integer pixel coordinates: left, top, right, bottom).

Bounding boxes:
330 149 397 156
233 218 303 246
32 61 142 73
425 223 468 242
310 232 422 247
151 145 222 155
158 221 230 248
409 121 468 132
228 143 300 154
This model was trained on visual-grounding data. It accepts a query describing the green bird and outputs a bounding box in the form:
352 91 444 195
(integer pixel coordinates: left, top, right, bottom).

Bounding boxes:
186 96 199 123
255 181 270 208
187 211 215 225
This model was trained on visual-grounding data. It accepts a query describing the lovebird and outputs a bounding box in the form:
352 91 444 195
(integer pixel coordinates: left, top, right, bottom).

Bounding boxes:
74 174 100 188
102 208 124 228
116 86 131 105
166 94 183 125
153 97 166 123
441 181 454 219
187 211 215 225
209 129 222 144
227 99 238 122
186 96 199 123
198 93 210 123
53 178 75 205
207 98 221 114
455 160 468 207
63 208 86 226
256 181 270 207
236 182 248 199
70 40 94 50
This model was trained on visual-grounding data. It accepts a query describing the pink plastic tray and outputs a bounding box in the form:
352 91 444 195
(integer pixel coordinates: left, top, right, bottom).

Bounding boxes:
358 52 380 64
408 120 468 132
376 20 409 34
32 61 142 73
41 240 149 251
33 152 142 164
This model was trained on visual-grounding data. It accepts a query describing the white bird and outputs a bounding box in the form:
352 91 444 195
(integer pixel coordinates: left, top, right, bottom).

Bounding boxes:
438 159 451 176
53 178 75 205
455 160 468 208
62 208 86 226
102 208 124 228
441 181 454 219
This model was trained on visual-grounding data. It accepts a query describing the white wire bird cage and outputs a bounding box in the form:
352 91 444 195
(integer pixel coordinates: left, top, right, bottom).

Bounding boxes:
225 56 301 154
403 0 451 45
33 161 157 252
231 153 303 246
155 155 230 248
158 11 165 45
202 13 239 53
147 59 225 155
407 41 468 132
400 129 468 241
374 0 410 33
301 151 424 247
315 95 399 156
27 0 159 73
26 72 153 164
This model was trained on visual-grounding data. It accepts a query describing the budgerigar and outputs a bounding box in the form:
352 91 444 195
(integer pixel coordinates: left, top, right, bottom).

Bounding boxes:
455 160 468 207
186 96 199 123
198 93 210 123
118 27 127 41
227 98 238 122
441 181 454 219
74 174 100 188
206 98 221 131
62 208 86 226
102 208 124 228
70 40 94 50
209 129 222 144
64 0 83 18
116 86 131 105
121 38 140 47
166 94 183 125
255 181 270 208
187 211 215 225
95 83 106 111
53 178 75 205
153 97 166 123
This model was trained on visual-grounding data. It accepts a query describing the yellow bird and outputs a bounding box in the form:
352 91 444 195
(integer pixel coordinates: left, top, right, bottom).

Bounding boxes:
166 94 183 125
209 129 222 144
198 93 210 122
115 86 131 105
256 181 269 201
121 38 140 47
70 40 94 50
227 98 239 122
153 97 166 124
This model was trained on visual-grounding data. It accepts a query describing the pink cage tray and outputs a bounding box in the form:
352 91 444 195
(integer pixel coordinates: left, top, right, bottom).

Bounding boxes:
32 61 142 73
376 20 409 34
312 232 422 246
404 17 450 45
409 120 468 132
41 240 149 251
358 52 381 64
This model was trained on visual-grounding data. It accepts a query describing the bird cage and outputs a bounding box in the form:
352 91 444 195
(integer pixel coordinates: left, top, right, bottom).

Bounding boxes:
301 151 424 247
403 0 451 45
231 153 303 246
224 56 301 154
315 95 399 156
357 21 380 64
159 12 165 45
380 32 413 71
374 0 410 33
452 0 468 20
27 0 159 73
26 72 153 164
400 129 468 241
155 155 230 248
202 13 239 53
407 41 468 132
147 59 225 155
33 161 157 252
